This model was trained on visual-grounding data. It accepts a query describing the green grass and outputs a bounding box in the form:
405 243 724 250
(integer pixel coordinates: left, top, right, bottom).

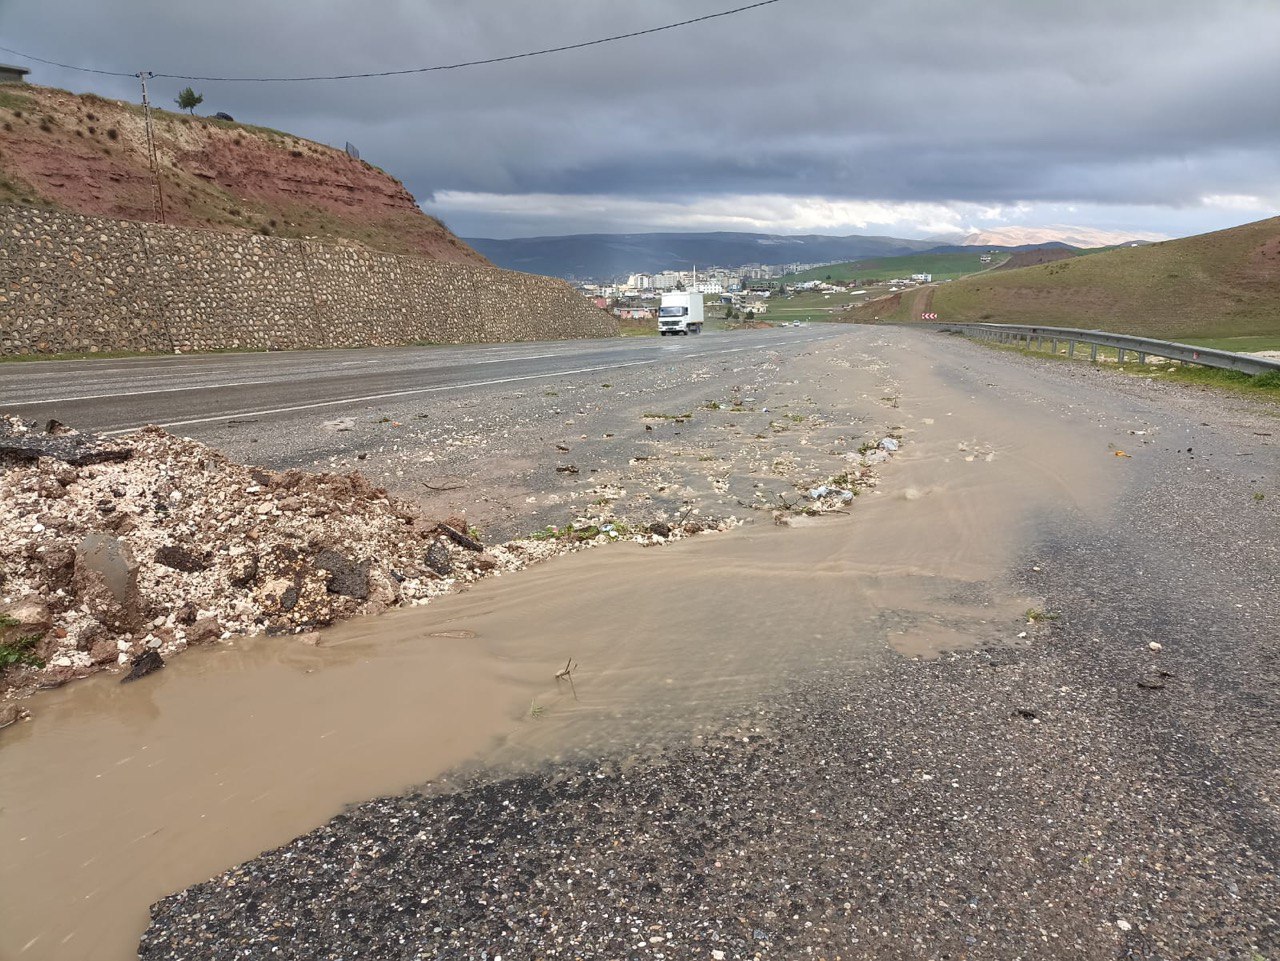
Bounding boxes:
895 215 1280 341
0 634 44 670
764 290 850 323
1141 364 1280 396
784 251 1009 285
0 88 35 112
1178 335 1280 352
978 337 1280 402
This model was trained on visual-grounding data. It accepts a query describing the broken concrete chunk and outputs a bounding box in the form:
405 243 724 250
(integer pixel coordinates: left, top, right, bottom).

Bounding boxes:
154 545 209 573
425 540 453 577
1 415 132 467
314 549 370 599
120 649 164 683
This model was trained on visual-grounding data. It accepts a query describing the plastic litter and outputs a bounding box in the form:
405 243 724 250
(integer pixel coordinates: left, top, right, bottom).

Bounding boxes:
808 486 854 503
878 437 900 452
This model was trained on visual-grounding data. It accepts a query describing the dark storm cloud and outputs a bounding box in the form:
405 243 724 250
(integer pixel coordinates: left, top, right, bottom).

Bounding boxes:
2 0 1278 235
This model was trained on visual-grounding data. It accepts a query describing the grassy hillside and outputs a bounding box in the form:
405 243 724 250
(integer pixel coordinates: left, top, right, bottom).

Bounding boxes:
0 84 485 264
784 251 1010 284
850 216 1280 339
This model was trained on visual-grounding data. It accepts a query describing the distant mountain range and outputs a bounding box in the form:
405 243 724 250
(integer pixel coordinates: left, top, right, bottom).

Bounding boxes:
958 226 1167 248
463 231 941 280
463 229 1155 280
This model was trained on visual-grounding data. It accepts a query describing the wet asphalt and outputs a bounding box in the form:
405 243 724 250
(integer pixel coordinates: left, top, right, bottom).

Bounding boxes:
137 331 1280 960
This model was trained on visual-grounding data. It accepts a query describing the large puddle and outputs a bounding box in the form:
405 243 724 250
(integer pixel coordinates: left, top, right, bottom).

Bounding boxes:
0 336 1123 959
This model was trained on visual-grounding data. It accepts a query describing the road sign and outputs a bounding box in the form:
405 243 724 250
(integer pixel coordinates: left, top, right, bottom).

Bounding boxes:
921 312 938 320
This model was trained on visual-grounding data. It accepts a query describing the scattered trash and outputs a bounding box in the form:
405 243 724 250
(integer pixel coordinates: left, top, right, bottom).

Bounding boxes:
1113 450 1131 458
808 485 854 503
878 437 900 452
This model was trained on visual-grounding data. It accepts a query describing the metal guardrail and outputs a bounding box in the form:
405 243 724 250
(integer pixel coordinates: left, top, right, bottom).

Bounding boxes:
932 322 1280 376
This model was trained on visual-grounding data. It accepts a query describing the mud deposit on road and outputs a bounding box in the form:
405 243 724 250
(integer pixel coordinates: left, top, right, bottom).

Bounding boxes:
4 330 1218 960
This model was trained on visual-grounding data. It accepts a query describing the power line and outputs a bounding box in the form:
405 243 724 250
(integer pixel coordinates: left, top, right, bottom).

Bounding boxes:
0 43 135 77
0 0 782 84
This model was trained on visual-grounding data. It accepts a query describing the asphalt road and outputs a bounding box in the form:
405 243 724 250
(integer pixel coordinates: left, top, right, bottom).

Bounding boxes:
121 326 1280 960
0 328 835 437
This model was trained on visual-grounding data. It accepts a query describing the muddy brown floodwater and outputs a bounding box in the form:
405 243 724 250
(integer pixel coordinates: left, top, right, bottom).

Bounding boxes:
0 336 1123 960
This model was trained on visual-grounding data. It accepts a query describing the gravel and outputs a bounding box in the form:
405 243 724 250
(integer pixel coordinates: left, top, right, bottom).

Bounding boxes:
0 416 747 699
138 338 1280 960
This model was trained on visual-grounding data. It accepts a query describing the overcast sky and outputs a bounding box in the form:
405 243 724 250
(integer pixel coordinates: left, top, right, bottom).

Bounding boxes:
3 0 1279 240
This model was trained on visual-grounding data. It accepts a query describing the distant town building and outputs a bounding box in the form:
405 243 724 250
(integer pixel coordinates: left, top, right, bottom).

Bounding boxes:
613 305 654 320
910 273 932 283
0 64 31 84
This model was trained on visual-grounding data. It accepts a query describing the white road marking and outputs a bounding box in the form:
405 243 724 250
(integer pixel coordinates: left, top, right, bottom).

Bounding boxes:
98 360 658 435
10 379 278 405
4 347 670 405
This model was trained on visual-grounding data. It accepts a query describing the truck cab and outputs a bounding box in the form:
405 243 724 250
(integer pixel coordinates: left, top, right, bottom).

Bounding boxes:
657 292 704 336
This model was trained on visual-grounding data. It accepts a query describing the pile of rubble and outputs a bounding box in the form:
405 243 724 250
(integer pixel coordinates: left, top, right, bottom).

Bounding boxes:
0 417 722 700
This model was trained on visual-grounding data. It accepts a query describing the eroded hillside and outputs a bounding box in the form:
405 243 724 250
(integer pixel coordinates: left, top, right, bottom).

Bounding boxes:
0 84 485 264
848 216 1280 339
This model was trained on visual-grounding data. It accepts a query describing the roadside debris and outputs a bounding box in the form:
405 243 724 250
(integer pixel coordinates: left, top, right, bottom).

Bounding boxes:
0 415 746 700
121 649 164 683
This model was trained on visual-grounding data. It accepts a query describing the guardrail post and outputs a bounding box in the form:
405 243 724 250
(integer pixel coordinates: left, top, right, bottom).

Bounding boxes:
1090 344 1098 362
1051 338 1058 354
1117 348 1126 363
1137 351 1147 364
1068 340 1076 357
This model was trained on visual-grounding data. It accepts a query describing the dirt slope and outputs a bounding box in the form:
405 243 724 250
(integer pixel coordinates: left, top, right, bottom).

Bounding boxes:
993 247 1078 270
0 84 486 264
849 216 1280 339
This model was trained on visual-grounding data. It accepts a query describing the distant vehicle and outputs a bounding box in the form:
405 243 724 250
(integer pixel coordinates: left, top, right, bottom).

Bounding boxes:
792 321 803 326
213 112 235 121
657 292 703 336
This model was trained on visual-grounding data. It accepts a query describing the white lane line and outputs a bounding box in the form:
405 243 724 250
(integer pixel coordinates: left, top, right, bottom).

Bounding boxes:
98 360 656 435
6 348 661 405
5 378 279 406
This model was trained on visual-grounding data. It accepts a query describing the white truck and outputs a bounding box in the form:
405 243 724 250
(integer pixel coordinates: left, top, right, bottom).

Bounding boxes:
657 291 704 336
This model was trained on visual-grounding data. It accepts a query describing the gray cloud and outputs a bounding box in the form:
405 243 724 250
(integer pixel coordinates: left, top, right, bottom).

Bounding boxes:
2 0 1278 237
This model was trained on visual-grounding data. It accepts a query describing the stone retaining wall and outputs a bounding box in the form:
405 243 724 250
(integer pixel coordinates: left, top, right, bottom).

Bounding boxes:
0 205 616 355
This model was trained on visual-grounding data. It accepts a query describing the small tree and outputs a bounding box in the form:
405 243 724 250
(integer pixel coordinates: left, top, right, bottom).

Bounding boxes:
675 279 686 291
175 87 204 115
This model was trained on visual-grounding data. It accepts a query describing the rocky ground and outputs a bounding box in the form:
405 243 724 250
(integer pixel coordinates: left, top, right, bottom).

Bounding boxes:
135 336 1279 960
1 344 895 706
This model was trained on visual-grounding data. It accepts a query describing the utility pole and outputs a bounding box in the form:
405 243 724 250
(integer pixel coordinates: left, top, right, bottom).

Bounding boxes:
136 71 166 224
